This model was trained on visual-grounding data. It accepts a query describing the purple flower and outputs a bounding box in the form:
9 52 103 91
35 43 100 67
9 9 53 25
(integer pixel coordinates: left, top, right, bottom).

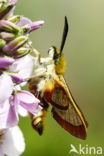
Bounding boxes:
0 56 14 68
0 0 45 154
15 91 41 114
0 98 18 130
3 36 28 56
28 20 44 33
18 17 44 33
22 20 44 33
9 55 34 85
0 90 41 130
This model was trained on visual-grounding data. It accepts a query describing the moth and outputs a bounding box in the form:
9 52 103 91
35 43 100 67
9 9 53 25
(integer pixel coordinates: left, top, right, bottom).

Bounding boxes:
29 17 88 140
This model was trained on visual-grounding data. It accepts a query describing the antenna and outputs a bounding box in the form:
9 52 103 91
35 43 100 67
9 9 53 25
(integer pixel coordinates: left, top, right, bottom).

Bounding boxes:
60 16 69 54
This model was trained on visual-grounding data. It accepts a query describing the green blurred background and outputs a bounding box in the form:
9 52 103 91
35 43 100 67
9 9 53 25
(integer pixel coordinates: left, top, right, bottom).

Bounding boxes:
15 0 104 155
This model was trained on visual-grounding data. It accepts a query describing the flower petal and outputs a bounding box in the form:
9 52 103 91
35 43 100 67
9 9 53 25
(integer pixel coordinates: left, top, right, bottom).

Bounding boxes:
27 20 44 33
15 90 41 115
0 98 18 130
0 57 14 68
16 90 39 104
18 17 31 26
0 73 13 102
10 74 24 83
2 126 25 156
9 55 34 86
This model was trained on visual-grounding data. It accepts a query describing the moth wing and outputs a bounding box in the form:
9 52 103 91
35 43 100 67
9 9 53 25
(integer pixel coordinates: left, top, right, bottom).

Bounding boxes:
45 76 88 139
52 104 88 139
44 77 69 110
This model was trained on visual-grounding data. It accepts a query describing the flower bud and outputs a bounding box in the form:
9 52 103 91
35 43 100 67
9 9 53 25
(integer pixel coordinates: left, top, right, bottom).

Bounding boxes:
0 32 15 41
10 74 24 83
3 36 28 55
0 39 6 48
0 20 21 33
0 0 8 10
14 47 30 58
22 20 44 33
8 15 21 24
0 3 14 19
0 56 14 68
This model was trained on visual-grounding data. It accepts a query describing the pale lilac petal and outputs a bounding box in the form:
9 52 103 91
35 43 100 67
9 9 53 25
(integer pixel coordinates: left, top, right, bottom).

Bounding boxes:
20 101 41 115
0 73 13 102
15 90 41 114
2 126 25 156
0 57 14 68
9 55 34 86
18 17 31 26
7 96 19 127
10 74 24 83
16 90 39 104
27 20 44 33
0 98 18 130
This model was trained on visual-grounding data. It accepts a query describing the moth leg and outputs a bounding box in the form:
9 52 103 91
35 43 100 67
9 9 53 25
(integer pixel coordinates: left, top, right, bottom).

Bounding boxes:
31 48 41 64
28 42 41 64
25 71 47 82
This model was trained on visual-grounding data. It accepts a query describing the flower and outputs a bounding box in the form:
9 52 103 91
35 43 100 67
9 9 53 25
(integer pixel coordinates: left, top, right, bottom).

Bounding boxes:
22 20 45 33
0 56 14 68
0 126 25 156
3 36 29 56
9 54 34 85
0 0 44 58
0 90 41 130
0 0 45 155
0 0 43 131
